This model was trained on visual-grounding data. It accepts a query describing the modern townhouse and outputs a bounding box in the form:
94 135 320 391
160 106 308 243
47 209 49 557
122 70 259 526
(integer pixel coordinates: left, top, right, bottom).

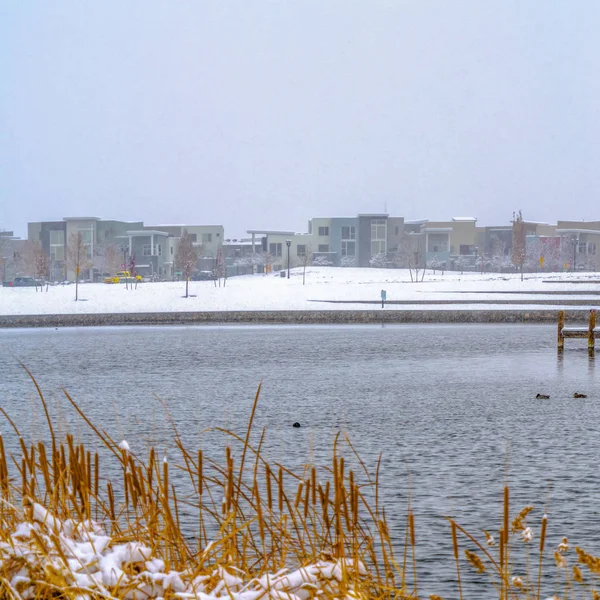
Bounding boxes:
0 231 26 282
246 229 314 273
26 218 227 281
306 214 405 267
145 225 225 278
555 221 600 271
27 217 144 281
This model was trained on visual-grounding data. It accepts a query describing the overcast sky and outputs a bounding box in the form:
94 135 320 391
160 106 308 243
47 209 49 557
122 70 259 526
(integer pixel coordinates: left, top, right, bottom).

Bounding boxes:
2 1 599 238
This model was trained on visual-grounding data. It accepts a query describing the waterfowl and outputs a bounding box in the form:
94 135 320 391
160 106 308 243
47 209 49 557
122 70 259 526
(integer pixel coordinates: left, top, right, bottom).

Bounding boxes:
536 393 550 399
573 392 588 399
292 422 301 428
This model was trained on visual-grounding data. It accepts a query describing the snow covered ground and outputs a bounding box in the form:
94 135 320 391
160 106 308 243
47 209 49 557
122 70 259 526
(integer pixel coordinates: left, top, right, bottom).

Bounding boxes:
1 267 599 315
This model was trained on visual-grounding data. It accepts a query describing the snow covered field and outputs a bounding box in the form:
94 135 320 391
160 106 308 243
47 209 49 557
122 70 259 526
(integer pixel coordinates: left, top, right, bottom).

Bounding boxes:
1 267 599 315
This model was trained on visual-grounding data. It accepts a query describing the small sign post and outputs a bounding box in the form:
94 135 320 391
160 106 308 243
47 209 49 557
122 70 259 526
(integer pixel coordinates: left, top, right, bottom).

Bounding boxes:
539 256 544 271
381 289 387 308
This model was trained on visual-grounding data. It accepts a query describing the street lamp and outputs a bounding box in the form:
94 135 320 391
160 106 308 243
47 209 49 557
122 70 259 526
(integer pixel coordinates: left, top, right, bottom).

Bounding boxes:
286 239 291 279
118 244 129 270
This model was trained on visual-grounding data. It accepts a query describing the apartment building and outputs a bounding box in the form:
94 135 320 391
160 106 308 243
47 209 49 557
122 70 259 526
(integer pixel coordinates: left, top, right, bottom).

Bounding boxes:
27 218 226 281
306 214 405 267
0 231 26 282
555 221 600 271
28 217 144 281
245 230 313 272
146 225 224 258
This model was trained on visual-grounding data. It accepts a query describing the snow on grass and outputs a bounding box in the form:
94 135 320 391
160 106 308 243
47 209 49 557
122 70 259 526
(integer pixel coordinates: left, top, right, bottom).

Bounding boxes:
3 502 366 599
1 268 599 316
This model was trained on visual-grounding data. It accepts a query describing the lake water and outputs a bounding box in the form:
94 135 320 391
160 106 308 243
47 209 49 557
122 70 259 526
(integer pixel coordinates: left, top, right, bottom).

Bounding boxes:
1 324 598 596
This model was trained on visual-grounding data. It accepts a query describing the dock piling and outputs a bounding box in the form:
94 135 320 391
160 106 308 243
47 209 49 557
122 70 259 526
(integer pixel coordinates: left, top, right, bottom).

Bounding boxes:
558 309 598 354
558 310 565 352
589 309 596 356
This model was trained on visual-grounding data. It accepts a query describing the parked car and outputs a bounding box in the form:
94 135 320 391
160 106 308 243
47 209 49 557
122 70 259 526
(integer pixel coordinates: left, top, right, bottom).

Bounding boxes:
3 276 43 287
192 271 216 281
103 271 143 284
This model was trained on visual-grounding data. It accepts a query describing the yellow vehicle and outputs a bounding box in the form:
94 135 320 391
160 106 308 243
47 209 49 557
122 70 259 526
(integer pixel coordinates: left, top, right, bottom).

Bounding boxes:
103 271 143 284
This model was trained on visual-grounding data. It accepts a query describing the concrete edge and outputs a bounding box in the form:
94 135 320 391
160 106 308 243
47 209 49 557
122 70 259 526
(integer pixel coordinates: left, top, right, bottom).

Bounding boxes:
0 309 591 328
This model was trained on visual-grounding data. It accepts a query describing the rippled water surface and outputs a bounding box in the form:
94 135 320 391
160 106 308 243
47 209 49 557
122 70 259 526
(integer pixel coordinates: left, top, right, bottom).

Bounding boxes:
1 324 599 595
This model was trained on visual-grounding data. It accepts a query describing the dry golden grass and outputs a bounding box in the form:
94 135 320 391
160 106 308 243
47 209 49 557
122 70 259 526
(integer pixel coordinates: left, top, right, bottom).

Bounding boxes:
0 377 414 599
0 371 599 599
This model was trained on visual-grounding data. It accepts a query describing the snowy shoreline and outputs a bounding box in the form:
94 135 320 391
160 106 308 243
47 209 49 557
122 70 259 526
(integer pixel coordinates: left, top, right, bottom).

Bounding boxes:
1 267 598 326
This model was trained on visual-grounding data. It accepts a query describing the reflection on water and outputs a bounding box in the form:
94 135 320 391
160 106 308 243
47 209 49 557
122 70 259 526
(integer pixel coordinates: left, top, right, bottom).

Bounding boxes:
1 324 598 596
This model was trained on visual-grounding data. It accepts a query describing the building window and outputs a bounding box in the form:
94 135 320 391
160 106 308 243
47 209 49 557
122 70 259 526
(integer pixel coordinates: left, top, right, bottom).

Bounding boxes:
394 225 400 236
370 219 386 256
341 226 356 240
459 244 473 255
578 241 587 254
49 230 65 261
297 244 307 257
155 244 162 256
341 241 355 256
427 234 449 253
318 244 329 253
371 219 386 240
202 233 212 243
589 242 597 255
318 226 329 236
371 240 386 255
170 247 173 255
143 244 152 256
269 243 282 257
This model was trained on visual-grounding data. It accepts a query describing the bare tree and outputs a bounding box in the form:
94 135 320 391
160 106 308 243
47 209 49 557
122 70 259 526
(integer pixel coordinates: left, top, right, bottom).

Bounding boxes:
454 255 469 274
511 210 526 281
298 244 313 285
67 232 91 301
94 243 121 277
397 235 426 282
22 241 49 291
213 246 226 287
176 230 198 298
260 251 274 275
426 255 444 275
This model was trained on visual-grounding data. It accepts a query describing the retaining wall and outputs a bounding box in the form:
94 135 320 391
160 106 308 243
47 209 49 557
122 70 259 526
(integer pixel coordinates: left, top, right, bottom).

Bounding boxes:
0 309 591 328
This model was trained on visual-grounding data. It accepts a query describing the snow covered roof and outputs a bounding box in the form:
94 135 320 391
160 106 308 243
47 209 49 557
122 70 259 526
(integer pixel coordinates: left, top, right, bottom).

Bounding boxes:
247 229 296 235
556 228 600 235
63 216 101 221
149 224 223 228
123 230 169 237
423 227 452 233
452 217 477 222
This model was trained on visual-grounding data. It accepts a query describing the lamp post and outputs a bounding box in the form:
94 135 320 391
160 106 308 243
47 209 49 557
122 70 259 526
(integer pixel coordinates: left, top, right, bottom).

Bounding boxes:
573 236 578 272
119 244 129 271
286 239 291 279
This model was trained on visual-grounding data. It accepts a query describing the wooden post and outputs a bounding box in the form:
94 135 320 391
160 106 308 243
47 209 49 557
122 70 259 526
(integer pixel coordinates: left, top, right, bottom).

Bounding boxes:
589 309 596 356
558 310 565 352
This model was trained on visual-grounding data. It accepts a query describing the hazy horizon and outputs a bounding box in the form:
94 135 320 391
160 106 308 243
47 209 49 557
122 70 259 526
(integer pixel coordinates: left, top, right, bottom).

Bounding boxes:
2 1 599 238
